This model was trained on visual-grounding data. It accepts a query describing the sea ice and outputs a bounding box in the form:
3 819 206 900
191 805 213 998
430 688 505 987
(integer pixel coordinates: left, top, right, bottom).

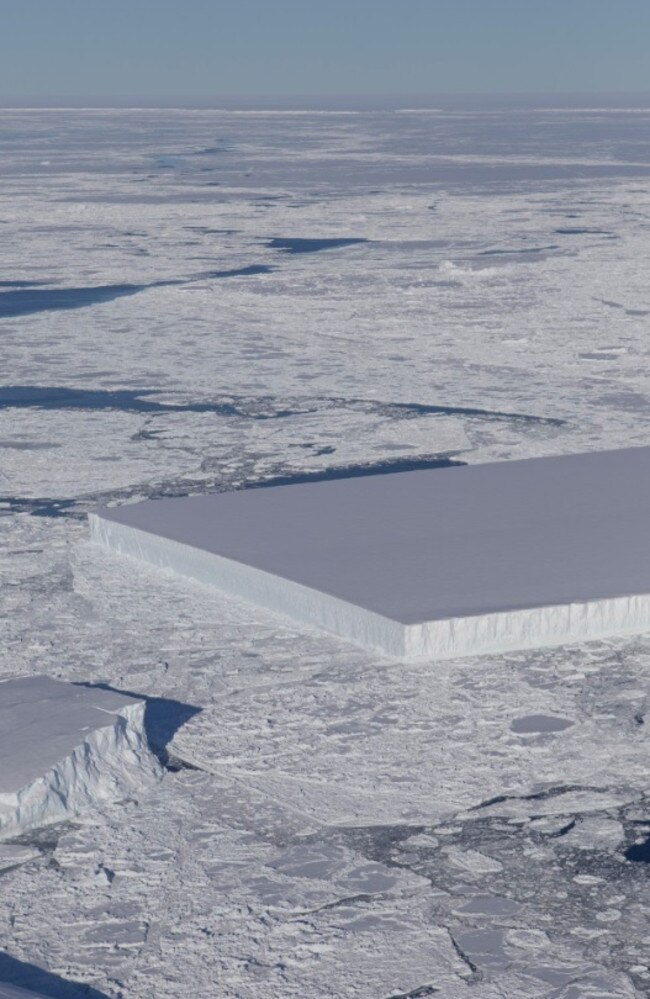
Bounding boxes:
91 445 650 660
6 101 650 996
0 676 160 839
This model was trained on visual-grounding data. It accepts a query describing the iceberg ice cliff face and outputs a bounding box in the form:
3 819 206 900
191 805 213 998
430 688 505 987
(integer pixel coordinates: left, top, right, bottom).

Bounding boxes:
405 592 650 660
90 447 650 661
0 677 161 840
89 513 409 657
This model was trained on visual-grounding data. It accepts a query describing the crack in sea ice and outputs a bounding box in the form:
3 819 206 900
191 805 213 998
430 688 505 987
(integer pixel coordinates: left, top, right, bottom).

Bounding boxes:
244 454 464 489
266 237 368 254
445 930 482 982
385 984 440 998
0 265 273 318
0 387 299 419
0 283 149 318
470 784 606 812
0 386 565 429
369 399 566 426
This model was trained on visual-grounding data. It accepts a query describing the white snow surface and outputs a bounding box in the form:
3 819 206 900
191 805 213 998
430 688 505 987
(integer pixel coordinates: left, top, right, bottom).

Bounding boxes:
0 676 160 839
3 98 650 997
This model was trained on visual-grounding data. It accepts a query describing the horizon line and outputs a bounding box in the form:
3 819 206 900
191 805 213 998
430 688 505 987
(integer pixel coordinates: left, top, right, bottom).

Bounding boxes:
3 91 650 113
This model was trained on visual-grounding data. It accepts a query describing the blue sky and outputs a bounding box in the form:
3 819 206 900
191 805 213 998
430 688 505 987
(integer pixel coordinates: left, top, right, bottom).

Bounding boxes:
1 0 649 100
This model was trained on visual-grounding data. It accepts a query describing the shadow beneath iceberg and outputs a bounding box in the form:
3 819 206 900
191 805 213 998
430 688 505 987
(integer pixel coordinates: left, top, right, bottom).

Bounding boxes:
0 951 110 998
74 683 201 767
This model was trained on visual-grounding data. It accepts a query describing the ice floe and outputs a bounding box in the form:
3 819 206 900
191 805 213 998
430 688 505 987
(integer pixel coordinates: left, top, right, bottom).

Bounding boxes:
0 676 160 839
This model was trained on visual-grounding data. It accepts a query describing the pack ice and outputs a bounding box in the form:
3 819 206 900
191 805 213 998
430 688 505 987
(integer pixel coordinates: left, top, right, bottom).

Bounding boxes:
90 446 650 660
0 677 160 839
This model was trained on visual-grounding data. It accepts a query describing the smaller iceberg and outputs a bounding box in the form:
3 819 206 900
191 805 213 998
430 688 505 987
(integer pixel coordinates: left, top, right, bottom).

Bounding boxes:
0 676 161 839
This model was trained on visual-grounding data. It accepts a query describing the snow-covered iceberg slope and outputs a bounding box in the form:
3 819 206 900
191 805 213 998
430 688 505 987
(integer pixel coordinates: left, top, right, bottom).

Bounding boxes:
0 676 161 839
90 447 650 660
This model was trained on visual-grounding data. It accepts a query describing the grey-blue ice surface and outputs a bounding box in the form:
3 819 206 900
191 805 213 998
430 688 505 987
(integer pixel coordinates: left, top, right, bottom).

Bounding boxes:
92 446 650 659
1 96 650 997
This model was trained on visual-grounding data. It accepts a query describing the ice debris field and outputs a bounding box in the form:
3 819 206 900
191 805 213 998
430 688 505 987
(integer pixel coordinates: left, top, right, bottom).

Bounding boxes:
92 445 650 660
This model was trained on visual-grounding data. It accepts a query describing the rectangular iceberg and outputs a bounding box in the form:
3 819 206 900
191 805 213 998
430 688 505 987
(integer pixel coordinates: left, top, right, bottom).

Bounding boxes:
89 446 650 660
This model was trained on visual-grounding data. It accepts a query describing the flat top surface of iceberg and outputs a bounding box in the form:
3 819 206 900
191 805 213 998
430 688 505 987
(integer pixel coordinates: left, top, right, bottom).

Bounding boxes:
0 676 141 794
95 446 650 625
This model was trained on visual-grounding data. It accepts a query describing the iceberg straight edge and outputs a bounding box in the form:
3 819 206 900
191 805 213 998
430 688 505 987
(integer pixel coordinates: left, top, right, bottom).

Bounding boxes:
88 513 409 658
88 513 650 661
406 592 650 660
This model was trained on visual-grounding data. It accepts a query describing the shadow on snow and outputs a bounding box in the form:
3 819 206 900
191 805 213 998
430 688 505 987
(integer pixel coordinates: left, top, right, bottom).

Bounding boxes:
73 683 201 768
0 951 110 999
